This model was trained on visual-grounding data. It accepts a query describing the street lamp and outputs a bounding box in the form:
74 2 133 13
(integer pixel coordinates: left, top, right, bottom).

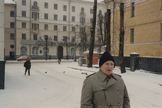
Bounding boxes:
56 29 60 59
73 24 78 62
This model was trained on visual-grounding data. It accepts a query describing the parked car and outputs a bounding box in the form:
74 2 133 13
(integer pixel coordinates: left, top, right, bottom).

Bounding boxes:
17 56 31 61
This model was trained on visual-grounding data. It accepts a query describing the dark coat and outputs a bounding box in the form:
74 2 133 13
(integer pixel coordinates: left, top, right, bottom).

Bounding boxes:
81 70 130 108
24 60 31 69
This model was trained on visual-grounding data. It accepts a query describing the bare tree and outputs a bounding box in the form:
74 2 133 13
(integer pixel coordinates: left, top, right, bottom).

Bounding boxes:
119 2 126 73
88 0 97 67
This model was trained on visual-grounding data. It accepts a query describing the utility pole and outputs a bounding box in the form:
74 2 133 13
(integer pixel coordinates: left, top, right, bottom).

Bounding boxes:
57 29 59 59
74 26 76 62
45 36 48 60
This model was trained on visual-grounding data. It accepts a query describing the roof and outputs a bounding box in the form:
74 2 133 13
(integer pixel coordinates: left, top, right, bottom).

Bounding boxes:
4 0 15 4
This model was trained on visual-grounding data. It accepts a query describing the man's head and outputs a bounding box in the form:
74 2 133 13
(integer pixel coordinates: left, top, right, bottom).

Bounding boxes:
99 52 115 76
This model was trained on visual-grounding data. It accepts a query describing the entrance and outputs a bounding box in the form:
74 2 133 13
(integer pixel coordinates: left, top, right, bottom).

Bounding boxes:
10 52 14 60
58 46 63 59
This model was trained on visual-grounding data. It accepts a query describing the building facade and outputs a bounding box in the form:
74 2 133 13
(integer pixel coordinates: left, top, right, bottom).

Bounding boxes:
106 0 162 57
6 0 106 59
4 1 16 60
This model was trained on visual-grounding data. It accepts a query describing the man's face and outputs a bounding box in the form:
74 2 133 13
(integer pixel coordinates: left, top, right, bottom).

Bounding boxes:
100 60 114 76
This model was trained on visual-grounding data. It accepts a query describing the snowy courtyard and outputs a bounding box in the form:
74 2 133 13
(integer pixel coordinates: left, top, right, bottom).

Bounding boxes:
0 60 162 108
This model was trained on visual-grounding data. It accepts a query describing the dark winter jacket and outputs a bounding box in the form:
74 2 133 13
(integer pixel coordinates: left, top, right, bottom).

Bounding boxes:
81 70 130 108
24 60 31 69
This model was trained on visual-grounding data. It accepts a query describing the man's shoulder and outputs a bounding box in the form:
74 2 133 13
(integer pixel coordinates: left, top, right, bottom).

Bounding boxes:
86 73 96 78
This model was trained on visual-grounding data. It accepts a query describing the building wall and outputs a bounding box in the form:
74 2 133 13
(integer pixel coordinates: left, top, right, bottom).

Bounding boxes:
110 0 162 57
15 0 106 58
0 0 4 60
4 4 16 58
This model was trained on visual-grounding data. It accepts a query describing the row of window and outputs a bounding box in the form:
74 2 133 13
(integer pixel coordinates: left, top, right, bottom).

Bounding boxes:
21 11 86 23
21 33 76 43
22 0 93 14
21 46 84 56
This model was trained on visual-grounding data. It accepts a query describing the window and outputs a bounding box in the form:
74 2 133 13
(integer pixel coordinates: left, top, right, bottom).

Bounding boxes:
54 35 57 41
44 35 48 40
32 12 39 20
54 14 57 20
33 1 38 7
63 36 67 42
130 28 134 43
32 47 38 55
72 27 75 32
44 24 48 30
63 5 67 11
81 7 84 13
44 13 48 19
10 22 15 28
33 34 37 40
22 0 26 6
63 15 67 21
71 36 75 42
131 2 135 17
72 16 75 22
90 9 93 14
10 33 14 40
54 25 57 30
10 11 14 17
22 22 26 28
72 6 75 12
80 27 85 34
21 46 27 55
90 18 93 24
44 2 48 8
22 34 26 40
63 26 66 31
22 11 26 17
54 4 58 10
80 17 85 24
32 23 39 30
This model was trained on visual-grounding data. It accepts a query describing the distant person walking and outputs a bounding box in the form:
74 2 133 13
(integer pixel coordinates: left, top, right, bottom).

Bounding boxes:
24 58 31 76
58 58 61 64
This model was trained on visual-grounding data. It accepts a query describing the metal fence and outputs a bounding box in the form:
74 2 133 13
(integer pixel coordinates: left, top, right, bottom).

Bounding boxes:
113 56 162 74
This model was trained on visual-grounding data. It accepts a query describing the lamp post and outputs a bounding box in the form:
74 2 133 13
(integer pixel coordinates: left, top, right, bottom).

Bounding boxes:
56 29 59 59
74 26 76 62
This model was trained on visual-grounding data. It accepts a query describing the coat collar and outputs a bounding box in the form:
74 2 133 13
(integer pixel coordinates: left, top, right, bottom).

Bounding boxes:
96 70 118 87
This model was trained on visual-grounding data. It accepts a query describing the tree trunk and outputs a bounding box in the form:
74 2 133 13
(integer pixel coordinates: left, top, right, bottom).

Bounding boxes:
119 3 126 73
104 12 107 45
88 0 97 67
106 9 111 52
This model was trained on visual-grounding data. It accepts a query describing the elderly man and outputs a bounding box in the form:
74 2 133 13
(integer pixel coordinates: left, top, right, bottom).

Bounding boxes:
81 52 130 108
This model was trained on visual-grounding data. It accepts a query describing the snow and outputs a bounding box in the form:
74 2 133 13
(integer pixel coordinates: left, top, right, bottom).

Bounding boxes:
1 60 162 108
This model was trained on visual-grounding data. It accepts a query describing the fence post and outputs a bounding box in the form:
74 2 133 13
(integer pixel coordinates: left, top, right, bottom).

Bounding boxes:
130 52 139 71
0 61 6 89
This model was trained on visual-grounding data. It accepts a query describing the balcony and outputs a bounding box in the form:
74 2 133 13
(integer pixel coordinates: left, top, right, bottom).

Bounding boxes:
32 29 39 34
32 6 39 11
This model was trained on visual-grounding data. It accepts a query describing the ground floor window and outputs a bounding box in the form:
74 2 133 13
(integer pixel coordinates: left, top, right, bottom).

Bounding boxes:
21 46 27 55
32 47 38 55
71 48 75 56
43 47 49 56
80 48 83 56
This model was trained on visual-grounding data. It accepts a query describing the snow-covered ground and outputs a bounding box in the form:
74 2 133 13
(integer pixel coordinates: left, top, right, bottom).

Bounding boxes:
0 61 162 108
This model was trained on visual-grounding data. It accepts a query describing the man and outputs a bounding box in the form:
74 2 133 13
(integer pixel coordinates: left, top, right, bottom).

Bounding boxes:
81 52 130 108
24 58 31 76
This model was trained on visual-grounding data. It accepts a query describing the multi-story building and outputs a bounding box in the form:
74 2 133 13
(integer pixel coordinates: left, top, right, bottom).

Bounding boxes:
105 0 162 57
5 0 106 60
4 0 16 60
